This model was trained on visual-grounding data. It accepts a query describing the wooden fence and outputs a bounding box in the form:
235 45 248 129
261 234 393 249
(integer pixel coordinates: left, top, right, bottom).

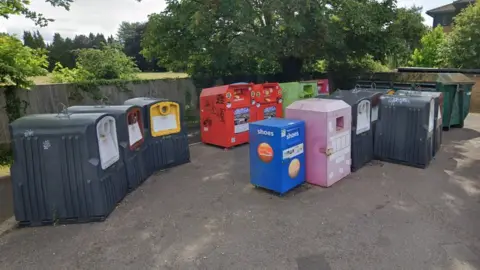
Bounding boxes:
0 79 198 145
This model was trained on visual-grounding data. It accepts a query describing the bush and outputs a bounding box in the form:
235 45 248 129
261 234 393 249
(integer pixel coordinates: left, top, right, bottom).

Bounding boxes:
51 45 140 83
51 62 92 83
440 1 480 69
408 26 446 68
0 33 48 89
77 45 140 80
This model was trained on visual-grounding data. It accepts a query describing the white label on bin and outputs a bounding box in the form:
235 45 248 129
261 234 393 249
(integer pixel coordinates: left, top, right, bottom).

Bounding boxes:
339 168 344 174
372 106 379 122
128 122 143 146
336 155 345 164
283 143 304 160
152 115 177 132
234 123 249 134
329 172 334 179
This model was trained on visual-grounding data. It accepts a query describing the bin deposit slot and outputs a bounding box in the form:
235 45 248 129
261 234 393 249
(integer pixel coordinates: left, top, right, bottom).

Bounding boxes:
127 111 143 147
97 116 120 170
336 116 344 131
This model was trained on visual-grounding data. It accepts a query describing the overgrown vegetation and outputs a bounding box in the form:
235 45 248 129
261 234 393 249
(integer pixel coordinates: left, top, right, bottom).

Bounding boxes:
0 34 48 122
441 1 480 69
51 45 140 83
409 26 446 68
141 0 424 83
409 1 480 69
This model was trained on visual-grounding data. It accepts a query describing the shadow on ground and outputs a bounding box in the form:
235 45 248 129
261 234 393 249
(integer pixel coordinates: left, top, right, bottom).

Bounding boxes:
1 116 480 270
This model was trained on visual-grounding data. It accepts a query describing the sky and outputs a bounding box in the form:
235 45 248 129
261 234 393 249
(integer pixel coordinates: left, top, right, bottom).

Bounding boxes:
0 0 452 43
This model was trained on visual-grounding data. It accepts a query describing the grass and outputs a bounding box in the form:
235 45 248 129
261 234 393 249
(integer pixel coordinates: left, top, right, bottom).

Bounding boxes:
0 165 10 177
30 72 190 85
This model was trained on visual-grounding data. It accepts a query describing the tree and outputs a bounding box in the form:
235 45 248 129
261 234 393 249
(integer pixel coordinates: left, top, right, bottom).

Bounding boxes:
47 32 74 70
32 30 46 49
23 31 35 47
440 1 480 69
52 45 140 82
117 21 162 71
0 34 48 88
142 0 409 81
1 0 73 26
409 26 446 67
23 30 46 49
384 6 427 67
0 34 48 121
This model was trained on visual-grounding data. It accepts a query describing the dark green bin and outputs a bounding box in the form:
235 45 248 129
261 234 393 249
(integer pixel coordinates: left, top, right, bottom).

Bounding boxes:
357 73 475 129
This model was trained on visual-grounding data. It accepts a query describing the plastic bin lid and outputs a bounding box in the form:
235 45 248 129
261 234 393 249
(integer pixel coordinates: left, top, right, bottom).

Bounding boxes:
436 73 475 85
67 105 140 116
380 95 433 109
327 90 374 106
290 98 350 112
358 72 475 85
395 90 442 98
124 97 169 107
10 113 108 136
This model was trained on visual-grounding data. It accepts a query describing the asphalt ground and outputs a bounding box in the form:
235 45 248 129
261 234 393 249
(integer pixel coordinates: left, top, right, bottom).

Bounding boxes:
0 116 479 270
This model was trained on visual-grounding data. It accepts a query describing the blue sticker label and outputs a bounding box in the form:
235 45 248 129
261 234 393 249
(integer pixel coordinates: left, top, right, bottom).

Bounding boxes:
234 107 250 134
263 106 276 119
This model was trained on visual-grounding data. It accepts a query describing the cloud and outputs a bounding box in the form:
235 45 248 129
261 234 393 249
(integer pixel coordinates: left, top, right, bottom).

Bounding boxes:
0 0 166 42
0 0 452 43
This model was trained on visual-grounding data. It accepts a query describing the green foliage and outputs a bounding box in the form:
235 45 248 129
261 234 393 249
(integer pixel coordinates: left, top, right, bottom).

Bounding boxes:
408 26 446 68
0 34 48 89
384 6 427 67
51 62 92 83
23 30 46 49
0 145 13 166
117 21 161 71
46 32 110 70
76 45 140 80
0 34 47 122
142 0 424 80
441 1 480 69
52 45 140 83
0 0 72 26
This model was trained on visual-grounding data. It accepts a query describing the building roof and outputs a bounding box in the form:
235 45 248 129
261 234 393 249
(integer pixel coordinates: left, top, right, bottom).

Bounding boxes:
426 0 475 16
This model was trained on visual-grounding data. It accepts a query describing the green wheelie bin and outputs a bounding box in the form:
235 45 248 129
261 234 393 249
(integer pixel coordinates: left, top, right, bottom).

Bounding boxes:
279 81 317 114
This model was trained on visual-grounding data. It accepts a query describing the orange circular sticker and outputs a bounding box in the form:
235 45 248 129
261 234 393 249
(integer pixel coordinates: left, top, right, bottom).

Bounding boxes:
257 143 273 163
288 158 301 178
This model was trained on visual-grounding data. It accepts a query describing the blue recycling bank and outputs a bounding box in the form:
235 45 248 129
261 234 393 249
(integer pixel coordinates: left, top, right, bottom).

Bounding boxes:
249 118 306 195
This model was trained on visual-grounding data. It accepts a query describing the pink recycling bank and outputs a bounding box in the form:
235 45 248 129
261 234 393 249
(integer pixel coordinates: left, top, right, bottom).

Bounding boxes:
286 98 352 187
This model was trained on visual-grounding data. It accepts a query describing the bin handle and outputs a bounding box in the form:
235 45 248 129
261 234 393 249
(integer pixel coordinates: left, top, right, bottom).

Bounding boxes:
95 95 109 107
353 85 361 93
57 103 70 118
